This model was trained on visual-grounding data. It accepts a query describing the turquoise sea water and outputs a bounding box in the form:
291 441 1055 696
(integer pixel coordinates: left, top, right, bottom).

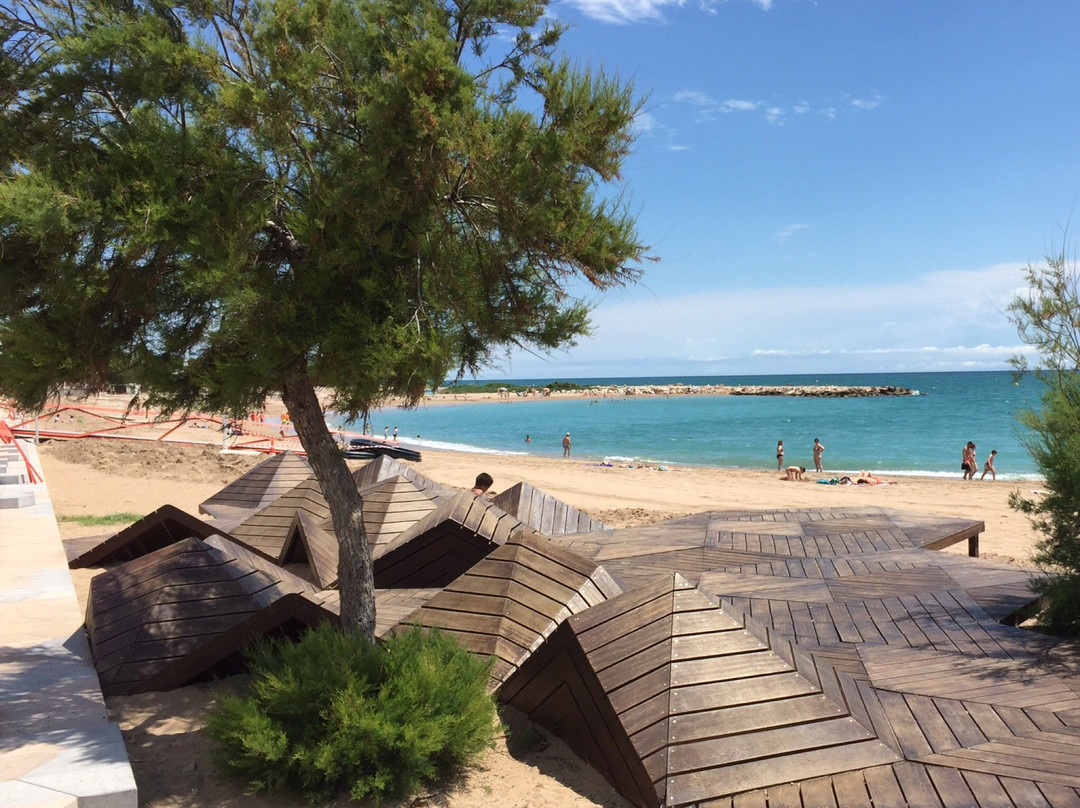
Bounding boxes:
351 371 1045 479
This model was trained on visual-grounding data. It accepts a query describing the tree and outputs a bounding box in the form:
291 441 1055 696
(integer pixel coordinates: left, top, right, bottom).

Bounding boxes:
1008 242 1080 633
0 0 648 636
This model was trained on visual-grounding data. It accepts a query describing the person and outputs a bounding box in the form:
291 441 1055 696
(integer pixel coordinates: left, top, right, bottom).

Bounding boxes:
776 440 784 471
812 438 825 472
470 472 493 496
856 471 883 485
392 426 398 442
782 466 806 481
383 425 389 439
962 441 976 480
562 432 571 457
525 434 531 443
981 449 998 481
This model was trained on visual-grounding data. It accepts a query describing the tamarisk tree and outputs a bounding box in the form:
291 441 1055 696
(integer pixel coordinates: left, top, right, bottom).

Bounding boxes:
0 0 647 635
1008 242 1080 634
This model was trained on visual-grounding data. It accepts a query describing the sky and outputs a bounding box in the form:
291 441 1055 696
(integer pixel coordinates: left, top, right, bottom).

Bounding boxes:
494 0 1080 379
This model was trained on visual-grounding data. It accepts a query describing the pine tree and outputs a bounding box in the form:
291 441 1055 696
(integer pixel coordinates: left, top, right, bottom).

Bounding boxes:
0 0 648 635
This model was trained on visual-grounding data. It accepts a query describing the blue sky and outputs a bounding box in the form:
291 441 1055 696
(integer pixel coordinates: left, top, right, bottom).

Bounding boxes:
496 1 1080 379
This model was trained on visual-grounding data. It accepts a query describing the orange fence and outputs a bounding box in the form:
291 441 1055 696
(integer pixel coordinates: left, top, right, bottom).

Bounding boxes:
0 421 43 483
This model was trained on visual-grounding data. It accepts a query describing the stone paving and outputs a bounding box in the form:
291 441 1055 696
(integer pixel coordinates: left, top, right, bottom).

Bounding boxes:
0 439 136 808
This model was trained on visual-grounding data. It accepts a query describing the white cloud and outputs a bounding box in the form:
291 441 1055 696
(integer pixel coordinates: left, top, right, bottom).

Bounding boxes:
720 99 759 113
763 106 785 125
562 0 769 23
562 0 682 24
672 90 877 126
849 91 884 110
772 223 810 244
502 262 1035 376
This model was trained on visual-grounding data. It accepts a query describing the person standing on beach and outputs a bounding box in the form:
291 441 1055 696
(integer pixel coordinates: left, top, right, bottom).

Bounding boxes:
961 441 976 480
981 449 998 481
562 432 572 457
812 438 825 472
776 440 784 471
392 426 398 442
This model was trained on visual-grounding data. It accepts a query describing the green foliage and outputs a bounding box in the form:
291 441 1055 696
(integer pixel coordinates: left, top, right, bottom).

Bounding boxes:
206 624 497 804
1008 242 1080 634
0 0 648 418
2 0 647 634
57 513 144 526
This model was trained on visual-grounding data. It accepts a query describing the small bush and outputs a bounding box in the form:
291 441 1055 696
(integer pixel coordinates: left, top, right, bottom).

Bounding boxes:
205 624 497 804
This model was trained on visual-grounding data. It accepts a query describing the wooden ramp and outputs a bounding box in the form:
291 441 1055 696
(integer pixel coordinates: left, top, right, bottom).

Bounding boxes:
373 492 537 588
396 533 623 687
86 535 336 696
199 451 312 519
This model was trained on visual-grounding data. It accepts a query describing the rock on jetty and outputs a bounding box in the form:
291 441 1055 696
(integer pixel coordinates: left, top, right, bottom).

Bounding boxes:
575 384 920 398
724 384 919 397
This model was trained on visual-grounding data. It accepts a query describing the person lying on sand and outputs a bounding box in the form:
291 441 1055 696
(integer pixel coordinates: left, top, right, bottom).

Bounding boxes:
782 466 806 481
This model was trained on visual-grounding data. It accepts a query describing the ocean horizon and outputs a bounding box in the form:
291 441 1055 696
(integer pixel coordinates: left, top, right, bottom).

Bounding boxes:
347 370 1046 480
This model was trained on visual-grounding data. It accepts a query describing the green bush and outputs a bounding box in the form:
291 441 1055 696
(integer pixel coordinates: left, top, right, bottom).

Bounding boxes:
206 624 497 804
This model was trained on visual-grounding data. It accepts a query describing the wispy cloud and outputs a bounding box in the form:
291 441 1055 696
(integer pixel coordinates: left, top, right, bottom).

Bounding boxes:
848 91 884 110
505 262 1034 376
673 90 883 126
772 223 810 244
562 0 769 24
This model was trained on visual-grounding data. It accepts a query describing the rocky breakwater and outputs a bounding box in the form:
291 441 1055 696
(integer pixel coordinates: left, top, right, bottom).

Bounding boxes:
725 385 919 397
576 384 920 398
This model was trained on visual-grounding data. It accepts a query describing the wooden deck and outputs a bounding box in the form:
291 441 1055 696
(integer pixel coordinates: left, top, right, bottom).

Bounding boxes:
81 461 1079 807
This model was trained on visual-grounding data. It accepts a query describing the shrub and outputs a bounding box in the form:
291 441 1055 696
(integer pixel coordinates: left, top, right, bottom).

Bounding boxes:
206 624 497 804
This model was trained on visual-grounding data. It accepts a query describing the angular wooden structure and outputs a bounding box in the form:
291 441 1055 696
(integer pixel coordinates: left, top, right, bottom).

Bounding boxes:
492 481 609 535
66 504 226 569
500 572 899 808
373 491 537 588
398 533 623 686
199 451 312 519
351 454 454 501
86 535 335 696
85 460 1080 807
227 476 329 564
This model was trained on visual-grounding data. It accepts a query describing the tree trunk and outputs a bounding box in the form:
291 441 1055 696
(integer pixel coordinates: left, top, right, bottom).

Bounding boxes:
282 370 375 638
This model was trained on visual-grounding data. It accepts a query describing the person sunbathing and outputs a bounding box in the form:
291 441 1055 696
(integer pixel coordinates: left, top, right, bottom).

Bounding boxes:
855 471 882 485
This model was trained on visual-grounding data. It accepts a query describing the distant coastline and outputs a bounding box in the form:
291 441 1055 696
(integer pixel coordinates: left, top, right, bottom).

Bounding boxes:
419 382 918 407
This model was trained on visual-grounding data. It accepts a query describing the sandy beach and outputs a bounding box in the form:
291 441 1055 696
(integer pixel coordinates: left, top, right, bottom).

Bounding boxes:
31 427 1045 807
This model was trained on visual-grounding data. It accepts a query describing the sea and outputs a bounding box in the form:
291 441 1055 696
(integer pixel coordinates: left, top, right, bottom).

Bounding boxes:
347 371 1046 480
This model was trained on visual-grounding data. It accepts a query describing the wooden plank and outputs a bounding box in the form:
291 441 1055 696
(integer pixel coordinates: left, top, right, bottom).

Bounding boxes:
960 770 1015 808
665 740 897 806
877 689 933 759
891 761 944 807
925 764 978 808
830 769 872 808
668 694 843 744
998 775 1052 808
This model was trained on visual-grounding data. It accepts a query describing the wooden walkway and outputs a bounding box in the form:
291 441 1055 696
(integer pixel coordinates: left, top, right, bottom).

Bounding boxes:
76 460 1080 808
